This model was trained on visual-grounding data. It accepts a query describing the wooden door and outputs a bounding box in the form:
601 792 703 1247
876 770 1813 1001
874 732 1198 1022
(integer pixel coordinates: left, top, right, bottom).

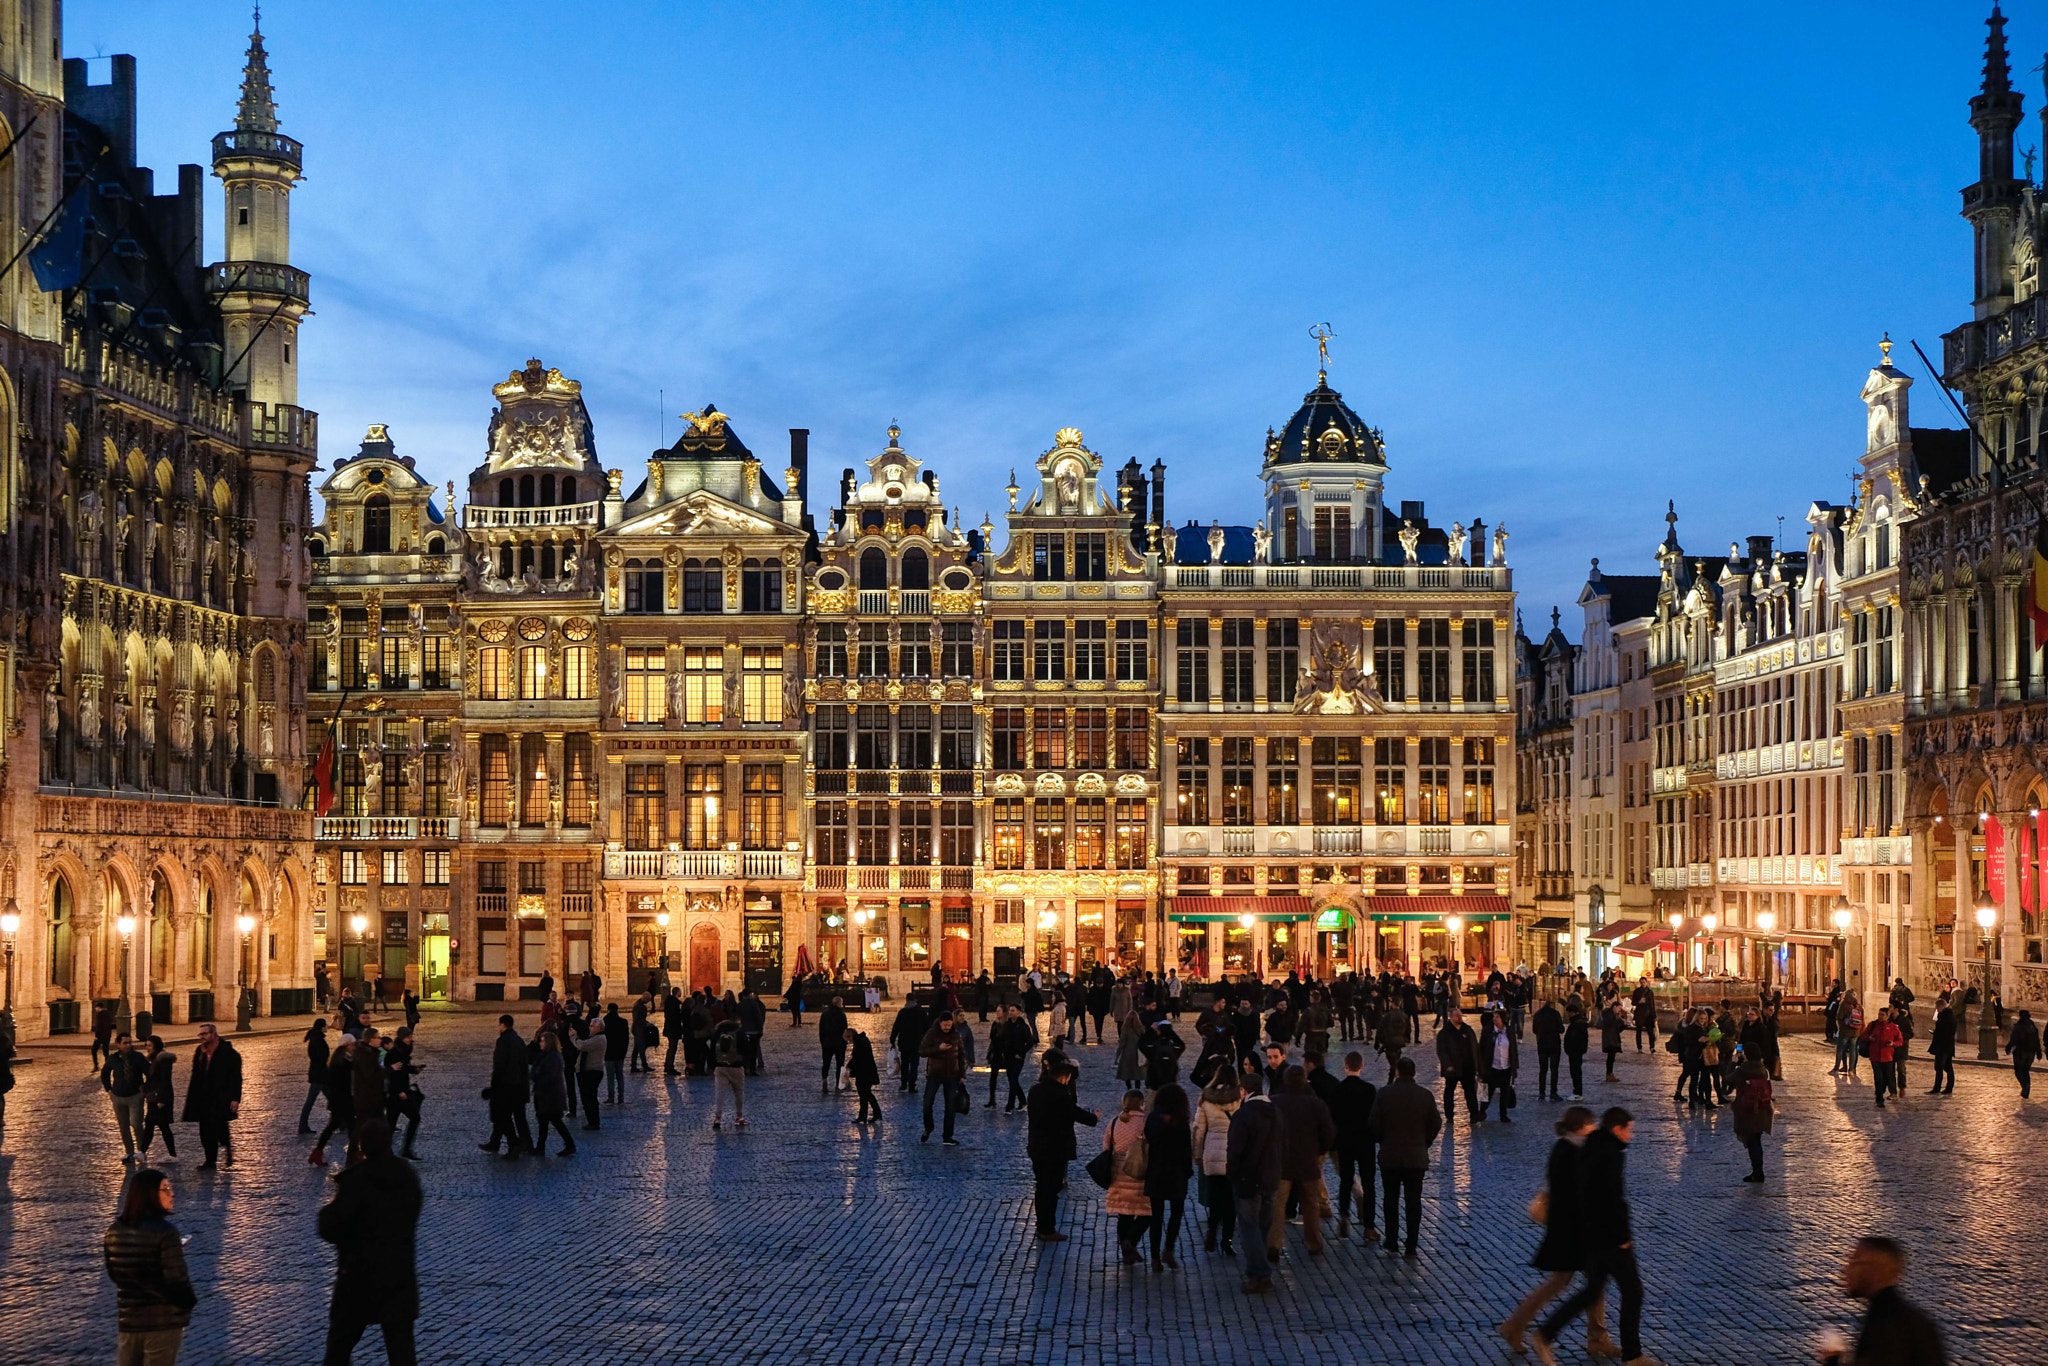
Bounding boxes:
689 922 722 993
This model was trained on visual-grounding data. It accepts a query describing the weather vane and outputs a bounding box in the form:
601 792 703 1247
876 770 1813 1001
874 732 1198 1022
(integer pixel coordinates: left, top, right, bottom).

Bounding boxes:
1310 323 1334 376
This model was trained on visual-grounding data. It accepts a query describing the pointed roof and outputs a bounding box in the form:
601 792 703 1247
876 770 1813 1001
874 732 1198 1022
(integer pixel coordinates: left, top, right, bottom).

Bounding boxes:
236 14 278 133
1982 4 2012 96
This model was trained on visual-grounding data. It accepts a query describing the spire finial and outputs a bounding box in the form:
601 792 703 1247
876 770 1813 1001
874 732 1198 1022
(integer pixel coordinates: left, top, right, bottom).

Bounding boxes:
1310 322 1334 381
235 12 279 133
1880 331 1893 367
1550 607 1560 631
1984 4 2013 96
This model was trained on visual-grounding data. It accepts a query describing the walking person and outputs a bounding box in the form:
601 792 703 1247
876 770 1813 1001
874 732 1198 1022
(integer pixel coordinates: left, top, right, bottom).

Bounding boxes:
383 1026 423 1160
1599 1004 1625 1082
103 1167 197 1365
629 992 653 1073
348 1028 388 1165
1732 1055 1773 1183
1026 1054 1097 1240
1563 1004 1590 1101
1270 1064 1336 1259
1225 1071 1283 1293
1193 1072 1242 1253
1435 1007 1481 1124
601 1003 629 1105
661 988 685 1075
919 1008 966 1144
137 1038 178 1161
1102 1090 1152 1265
1477 1009 1521 1122
1862 1008 1904 1109
2008 1009 2040 1098
181 1024 242 1171
847 1026 881 1124
1630 982 1658 1053
1530 1108 1659 1366
820 996 849 1093
300 1018 333 1134
1833 993 1864 1077
890 997 929 1094
1500 1106 1618 1358
710 1016 748 1128
1367 1057 1440 1259
92 999 115 1072
1115 1009 1147 1093
479 1015 533 1159
1926 1000 1957 1096
572 1023 605 1130
311 1034 358 1167
402 986 420 1031
1532 997 1564 1100
1818 1237 1948 1366
316 1118 423 1366
102 1033 150 1163
529 1032 576 1156
1329 1051 1379 1243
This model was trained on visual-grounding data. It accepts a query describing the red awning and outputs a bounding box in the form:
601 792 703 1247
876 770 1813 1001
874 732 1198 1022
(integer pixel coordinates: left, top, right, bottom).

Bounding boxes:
1614 927 1671 954
1365 895 1512 921
1587 919 1648 944
1167 895 1315 922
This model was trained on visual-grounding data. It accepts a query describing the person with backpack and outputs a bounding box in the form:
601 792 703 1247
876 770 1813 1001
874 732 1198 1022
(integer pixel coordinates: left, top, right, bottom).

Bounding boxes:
1193 1072 1243 1253
710 1017 748 1128
1732 1056 1773 1182
1861 1007 1904 1109
2006 1008 2041 1098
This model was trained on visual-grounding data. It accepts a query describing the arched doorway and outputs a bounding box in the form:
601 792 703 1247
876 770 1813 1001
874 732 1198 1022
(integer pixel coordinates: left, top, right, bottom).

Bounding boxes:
689 921 722 994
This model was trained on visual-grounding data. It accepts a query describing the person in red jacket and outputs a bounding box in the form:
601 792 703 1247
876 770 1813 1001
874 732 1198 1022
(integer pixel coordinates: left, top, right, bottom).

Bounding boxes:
1861 1008 1904 1109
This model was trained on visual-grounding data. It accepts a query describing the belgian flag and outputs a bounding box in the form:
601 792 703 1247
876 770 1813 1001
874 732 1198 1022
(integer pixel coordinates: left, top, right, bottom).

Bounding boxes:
2032 516 2048 652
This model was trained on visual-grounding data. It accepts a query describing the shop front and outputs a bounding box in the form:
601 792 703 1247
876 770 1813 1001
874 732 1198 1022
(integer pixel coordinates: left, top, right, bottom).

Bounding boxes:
1585 919 1648 977
743 892 783 994
1364 895 1512 976
1312 905 1353 978
1165 896 1314 981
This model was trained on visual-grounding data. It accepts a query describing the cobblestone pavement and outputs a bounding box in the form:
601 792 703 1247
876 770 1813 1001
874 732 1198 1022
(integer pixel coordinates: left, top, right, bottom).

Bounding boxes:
2 1006 2041 1365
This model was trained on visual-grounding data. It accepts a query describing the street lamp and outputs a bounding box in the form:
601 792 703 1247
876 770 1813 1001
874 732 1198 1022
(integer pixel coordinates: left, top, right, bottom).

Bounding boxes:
1831 897 1853 998
235 913 257 1032
115 913 137 1038
349 913 368 998
1702 913 1718 975
1975 901 2000 1061
0 899 18 1012
1756 910 1776 990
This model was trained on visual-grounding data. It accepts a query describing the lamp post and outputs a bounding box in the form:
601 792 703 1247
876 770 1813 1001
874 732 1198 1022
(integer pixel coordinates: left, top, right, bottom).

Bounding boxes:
1445 914 1464 975
350 913 369 999
116 913 137 1039
1755 910 1776 992
235 913 257 1032
1831 898 1853 997
1702 913 1719 977
1975 901 2000 1061
656 910 671 986
0 900 18 1012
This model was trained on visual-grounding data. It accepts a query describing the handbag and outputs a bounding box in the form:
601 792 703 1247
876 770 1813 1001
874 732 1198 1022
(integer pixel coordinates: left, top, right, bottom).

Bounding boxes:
1701 1043 1721 1067
952 1085 971 1115
1085 1146 1116 1190
1527 1189 1549 1225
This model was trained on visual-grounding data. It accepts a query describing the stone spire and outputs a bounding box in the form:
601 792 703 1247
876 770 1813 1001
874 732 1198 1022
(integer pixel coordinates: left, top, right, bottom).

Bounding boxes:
1982 4 2012 95
236 9 279 134
1967 5 2025 317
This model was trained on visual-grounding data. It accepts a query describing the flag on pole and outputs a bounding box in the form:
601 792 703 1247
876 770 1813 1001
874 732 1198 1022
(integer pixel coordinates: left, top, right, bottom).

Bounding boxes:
2030 515 2048 651
27 181 92 291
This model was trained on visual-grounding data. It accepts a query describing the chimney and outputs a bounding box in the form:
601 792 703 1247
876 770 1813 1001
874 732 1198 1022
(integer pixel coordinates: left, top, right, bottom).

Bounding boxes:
1746 534 1774 566
787 427 809 501
1150 459 1166 531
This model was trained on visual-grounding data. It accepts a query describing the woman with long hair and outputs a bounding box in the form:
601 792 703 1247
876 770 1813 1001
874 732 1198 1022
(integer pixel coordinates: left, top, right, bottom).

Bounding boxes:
1499 1106 1614 1357
104 1168 197 1363
1102 1090 1151 1265
1143 1082 1194 1271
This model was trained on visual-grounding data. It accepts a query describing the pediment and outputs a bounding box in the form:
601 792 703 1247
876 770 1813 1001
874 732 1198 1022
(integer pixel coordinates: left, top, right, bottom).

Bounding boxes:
608 490 786 540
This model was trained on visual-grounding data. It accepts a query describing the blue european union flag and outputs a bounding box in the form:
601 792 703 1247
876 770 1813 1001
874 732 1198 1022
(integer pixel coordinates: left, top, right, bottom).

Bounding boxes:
28 181 91 291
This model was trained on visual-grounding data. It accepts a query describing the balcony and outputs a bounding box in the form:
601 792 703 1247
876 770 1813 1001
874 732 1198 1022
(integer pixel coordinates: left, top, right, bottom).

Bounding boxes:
316 815 460 842
1220 829 1256 856
1418 826 1452 854
1313 827 1363 855
212 128 304 169
899 590 930 615
206 260 310 303
600 848 802 880
858 590 890 615
246 401 317 457
608 850 665 878
463 502 601 529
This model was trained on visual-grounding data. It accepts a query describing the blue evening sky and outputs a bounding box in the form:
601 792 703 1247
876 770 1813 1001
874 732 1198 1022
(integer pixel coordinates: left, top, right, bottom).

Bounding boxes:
68 2 2031 631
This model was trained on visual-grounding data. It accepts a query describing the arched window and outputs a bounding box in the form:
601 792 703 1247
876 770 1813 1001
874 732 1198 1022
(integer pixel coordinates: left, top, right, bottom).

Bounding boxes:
307 538 326 559
540 473 556 505
901 547 929 590
426 536 444 555
517 541 536 577
192 884 215 983
499 544 515 581
519 474 535 507
859 547 888 590
362 494 391 553
742 557 783 612
499 478 515 508
540 543 556 579
47 874 74 994
560 477 576 505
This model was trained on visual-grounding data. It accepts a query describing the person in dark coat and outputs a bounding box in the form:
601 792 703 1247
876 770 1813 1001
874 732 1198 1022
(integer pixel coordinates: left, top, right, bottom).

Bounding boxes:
1531 998 1565 1100
1821 1237 1948 1366
1562 1007 1590 1100
181 1024 243 1169
891 999 930 1093
1535 1108 1654 1366
301 1018 333 1133
1328 1051 1379 1242
317 1118 423 1366
1087 975 1112 1045
349 1028 388 1164
1140 1019 1187 1090
1269 1065 1337 1257
529 1031 576 1156
104 1167 197 1363
1224 1071 1284 1293
1476 1010 1522 1121
2006 1008 2041 1098
480 1014 533 1158
660 988 685 1075
311 1036 358 1167
1926 1003 1957 1095
383 1027 423 1160
138 1037 178 1160
1732 1057 1773 1182
846 1026 882 1123
1435 1008 1481 1124
1366 1057 1441 1257
1143 1082 1195 1270
1025 1055 1098 1239
819 996 850 1092
1500 1106 1615 1356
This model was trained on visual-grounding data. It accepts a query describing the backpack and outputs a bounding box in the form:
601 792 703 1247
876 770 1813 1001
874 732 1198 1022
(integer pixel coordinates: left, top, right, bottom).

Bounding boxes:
713 1030 744 1068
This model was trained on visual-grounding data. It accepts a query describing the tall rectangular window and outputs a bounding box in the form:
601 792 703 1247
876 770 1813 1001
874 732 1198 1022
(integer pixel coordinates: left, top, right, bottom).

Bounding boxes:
422 751 449 818
624 646 665 725
519 736 549 821
1115 620 1148 681
564 733 593 825
1074 619 1107 681
814 623 848 678
679 651 720 724
475 648 510 701
992 620 1025 681
815 802 848 865
480 734 511 826
420 635 450 688
855 705 892 769
1033 620 1066 681
1073 532 1107 581
1313 736 1363 824
625 763 665 848
857 623 889 677
992 799 1025 869
992 708 1026 769
1221 618 1255 703
1373 738 1405 824
380 849 408 886
1416 736 1451 822
814 707 850 770
1372 619 1406 704
1267 619 1299 705
899 623 932 678
940 801 975 865
517 646 548 699
1033 533 1066 582
1417 618 1451 703
1033 798 1067 868
940 622 973 677
1033 707 1067 769
340 850 368 886
420 850 451 886
682 559 720 613
1114 707 1148 770
742 764 783 849
562 645 595 700
380 636 412 689
1114 799 1147 869
899 707 933 768
939 706 975 769
1073 708 1108 768
742 646 781 723
1221 737 1254 826
683 764 722 849
1073 797 1107 868
1176 736 1210 824
855 802 891 864
1874 606 1895 693
1463 738 1495 823
1283 507 1299 561
1461 619 1495 702
1267 736 1299 824
624 559 665 613
900 804 933 864
1176 618 1210 704
741 558 783 612
341 637 369 690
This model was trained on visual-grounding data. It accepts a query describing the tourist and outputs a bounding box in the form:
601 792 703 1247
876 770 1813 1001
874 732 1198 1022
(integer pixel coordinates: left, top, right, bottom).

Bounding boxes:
918 1007 966 1144
1926 1000 1956 1095
1819 1237 1946 1366
739 988 768 1075
1193 1072 1241 1253
1530 1108 1654 1366
629 991 653 1073
182 1023 242 1170
1329 1051 1378 1243
1026 1054 1097 1240
101 1033 149 1163
529 1031 576 1156
662 988 686 1074
847 1025 881 1124
1100 1089 1152 1264
1532 997 1564 1100
310 1034 357 1167
2007 1009 2040 1098
91 999 114 1072
820 995 849 1092
1270 1064 1335 1258
1500 1106 1617 1358
1599 1003 1626 1082
103 1167 197 1364
137 1038 178 1161
596 1002 627 1104
1224 1070 1283 1293
1115 1009 1147 1092
890 996 928 1094
1861 1007 1904 1109
316 1118 423 1366
572 1021 605 1129
1832 992 1863 1077
1140 1017 1187 1091
1477 1009 1521 1122
348 1027 387 1165
1435 1006 1480 1124
1732 1054 1772 1183
1367 1056 1439 1258
480 1014 533 1159
1630 980 1658 1052
300 1018 332 1134
383 1025 423 1160
1377 996 1409 1079
710 1015 748 1129
1563 1001 1590 1100
402 985 421 1031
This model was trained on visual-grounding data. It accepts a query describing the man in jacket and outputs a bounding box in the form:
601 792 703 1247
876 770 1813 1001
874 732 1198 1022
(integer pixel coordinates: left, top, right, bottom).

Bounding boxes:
1926 1003 1957 1095
892 999 930 1093
1226 1072 1285 1293
1531 998 1564 1100
182 1024 243 1169
1820 1236 1947 1366
1862 1008 1905 1109
572 1022 605 1129
601 1002 630 1104
1269 1064 1337 1258
1000 1008 1034 1111
738 989 769 1075
101 1033 150 1162
1328 1051 1379 1242
480 1014 533 1158
317 1117 423 1366
1377 998 1409 1078
1435 1007 1481 1125
1630 981 1658 1051
349 1028 388 1164
2007 1008 2041 1098
1533 1108 1655 1366
1366 1056 1441 1257
1476 1009 1521 1121
661 988 685 1075
820 996 850 1092
1025 1054 1096 1239
919 1009 966 1144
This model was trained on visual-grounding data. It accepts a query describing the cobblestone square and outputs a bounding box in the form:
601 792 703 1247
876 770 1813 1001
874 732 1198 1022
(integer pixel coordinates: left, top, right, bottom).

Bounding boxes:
1 1008 2039 1365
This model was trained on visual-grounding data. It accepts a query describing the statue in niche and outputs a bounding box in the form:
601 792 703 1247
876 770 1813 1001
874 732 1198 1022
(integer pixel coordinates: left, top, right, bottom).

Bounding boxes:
1292 628 1386 716
1252 520 1271 563
1398 520 1420 565
1450 522 1467 567
1206 520 1225 562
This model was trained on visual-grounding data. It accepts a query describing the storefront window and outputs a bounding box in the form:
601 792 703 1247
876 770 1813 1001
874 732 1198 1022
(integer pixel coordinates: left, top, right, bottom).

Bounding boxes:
818 906 848 977
1177 923 1206 973
1115 901 1146 967
1075 900 1105 970
1034 901 1064 970
901 902 931 968
1268 923 1293 972
861 929 890 971
1376 923 1404 972
1223 924 1252 972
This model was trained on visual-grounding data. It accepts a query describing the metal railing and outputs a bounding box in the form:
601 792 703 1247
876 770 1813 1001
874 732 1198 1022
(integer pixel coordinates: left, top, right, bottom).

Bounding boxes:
462 502 601 528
